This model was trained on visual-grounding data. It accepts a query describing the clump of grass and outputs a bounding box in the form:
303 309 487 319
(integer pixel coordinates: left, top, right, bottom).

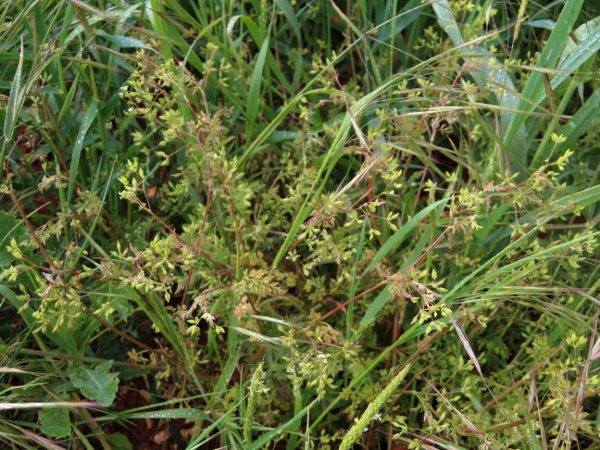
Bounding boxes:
1 0 599 448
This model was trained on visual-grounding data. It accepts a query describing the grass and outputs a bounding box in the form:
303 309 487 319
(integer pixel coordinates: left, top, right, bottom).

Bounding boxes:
1 0 599 448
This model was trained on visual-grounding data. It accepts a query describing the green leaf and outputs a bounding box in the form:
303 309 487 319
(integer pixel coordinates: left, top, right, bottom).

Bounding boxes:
375 0 424 44
91 284 134 324
502 0 584 147
556 17 600 80
432 0 526 174
39 407 71 439
67 101 99 205
125 408 212 420
246 400 317 450
556 88 600 154
105 433 133 450
358 231 430 330
526 19 556 31
359 287 391 329
228 15 262 44
70 361 119 406
245 36 270 140
361 197 450 278
0 212 28 268
3 39 24 143
95 30 157 52
274 0 301 40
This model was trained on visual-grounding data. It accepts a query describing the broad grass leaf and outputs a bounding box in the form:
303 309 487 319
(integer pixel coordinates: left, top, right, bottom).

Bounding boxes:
502 0 584 147
95 30 157 52
431 0 526 173
274 0 301 40
124 409 212 420
3 39 24 143
67 101 99 205
245 36 270 139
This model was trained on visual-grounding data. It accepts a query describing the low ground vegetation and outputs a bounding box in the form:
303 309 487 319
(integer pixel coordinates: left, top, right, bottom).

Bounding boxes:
1 0 599 448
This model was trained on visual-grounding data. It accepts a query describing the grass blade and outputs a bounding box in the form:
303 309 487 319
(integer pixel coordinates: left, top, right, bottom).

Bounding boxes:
274 0 301 41
67 101 98 205
1 39 25 178
245 36 270 140
432 0 526 174
502 0 584 148
360 197 450 279
246 400 317 450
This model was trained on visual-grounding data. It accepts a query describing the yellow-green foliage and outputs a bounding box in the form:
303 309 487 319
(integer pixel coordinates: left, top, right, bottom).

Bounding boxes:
1 0 599 449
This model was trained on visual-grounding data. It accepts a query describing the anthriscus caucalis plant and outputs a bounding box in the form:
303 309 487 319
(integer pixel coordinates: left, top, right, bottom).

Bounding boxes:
1 0 599 448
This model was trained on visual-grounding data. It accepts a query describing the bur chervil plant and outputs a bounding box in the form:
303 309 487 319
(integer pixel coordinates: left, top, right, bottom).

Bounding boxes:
1 0 599 448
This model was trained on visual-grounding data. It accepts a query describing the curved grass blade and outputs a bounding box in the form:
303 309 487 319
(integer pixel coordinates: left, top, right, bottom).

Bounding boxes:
270 45 460 269
274 0 302 41
187 397 245 448
246 36 270 140
502 0 584 147
1 39 25 179
67 101 98 206
245 400 317 450
360 197 450 279
555 88 600 155
431 0 526 174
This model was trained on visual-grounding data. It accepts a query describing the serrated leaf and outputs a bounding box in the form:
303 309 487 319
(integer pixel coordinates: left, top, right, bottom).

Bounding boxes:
39 408 71 438
70 361 119 406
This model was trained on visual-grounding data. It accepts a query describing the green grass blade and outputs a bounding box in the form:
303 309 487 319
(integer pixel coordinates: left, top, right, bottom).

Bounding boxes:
246 400 316 450
186 399 245 448
502 0 584 148
553 23 600 88
550 17 600 91
347 220 367 338
431 0 526 174
57 72 81 126
274 0 301 41
245 36 270 140
270 44 464 268
360 197 450 279
67 101 98 206
124 409 212 420
359 287 391 330
555 88 600 156
3 39 24 144
312 307 477 431
358 227 429 330
445 195 600 305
